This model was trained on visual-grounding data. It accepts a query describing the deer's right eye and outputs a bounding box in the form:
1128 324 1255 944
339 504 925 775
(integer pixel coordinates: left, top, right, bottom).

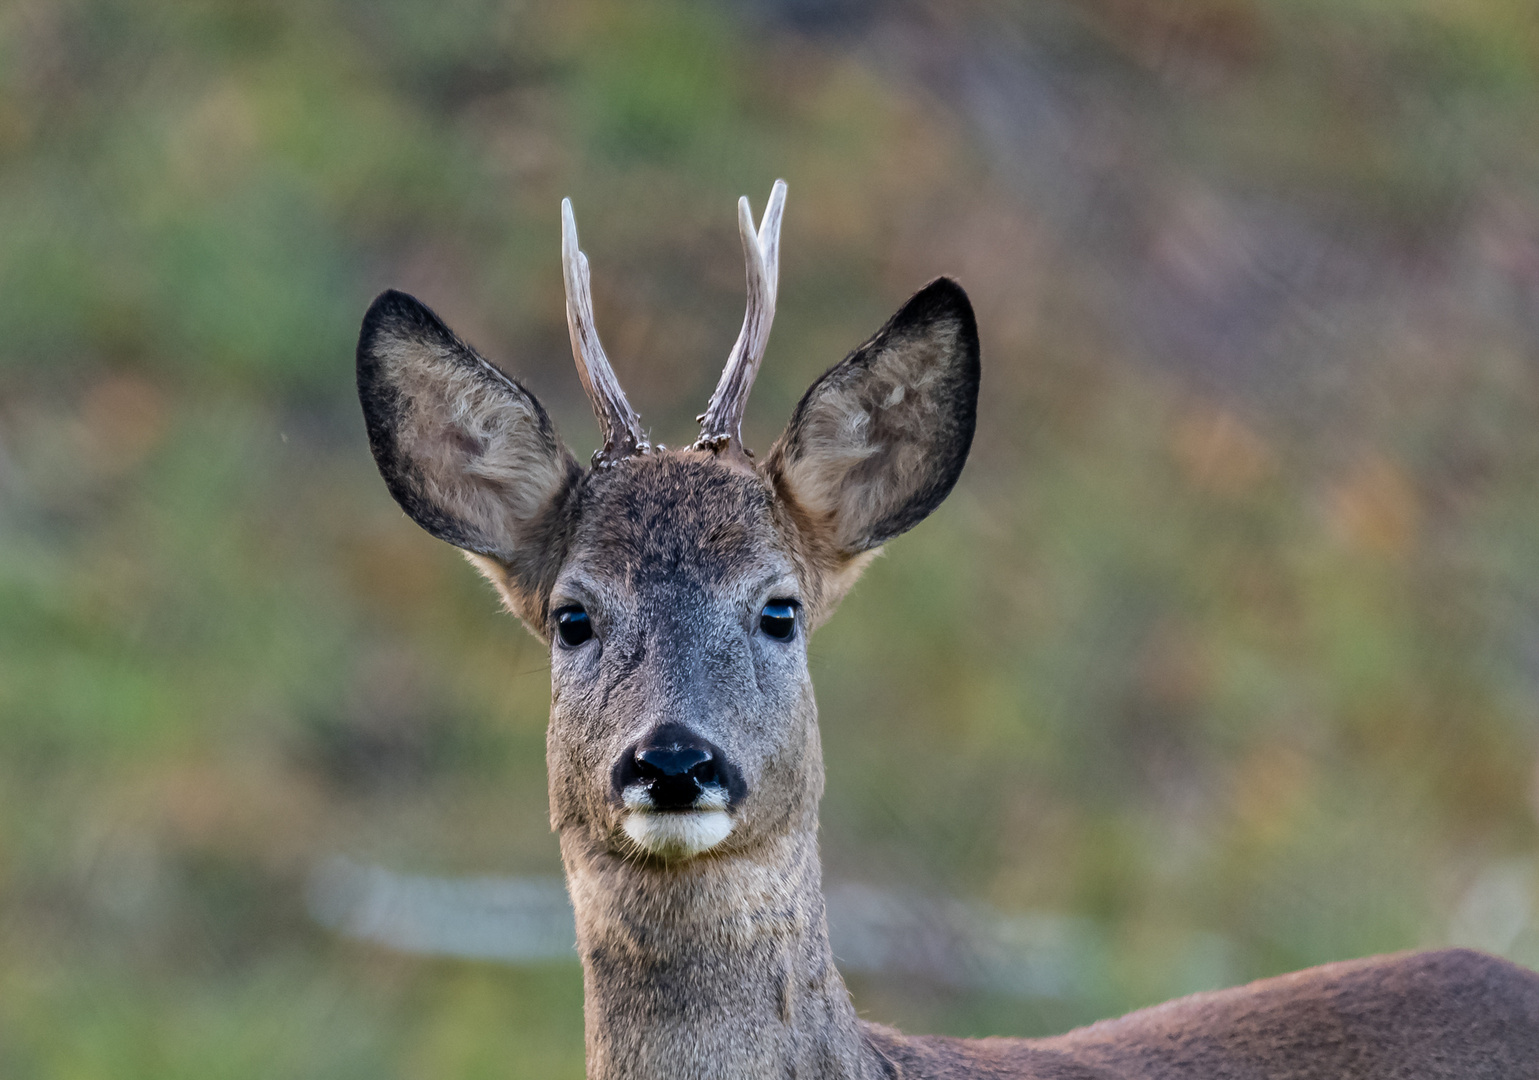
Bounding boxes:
555 606 593 648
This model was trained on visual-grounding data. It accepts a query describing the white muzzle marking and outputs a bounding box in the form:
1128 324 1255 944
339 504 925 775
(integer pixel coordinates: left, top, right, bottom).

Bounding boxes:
621 783 733 857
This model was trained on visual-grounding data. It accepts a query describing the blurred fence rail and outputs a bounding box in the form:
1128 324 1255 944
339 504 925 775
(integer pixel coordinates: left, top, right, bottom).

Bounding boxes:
307 858 1135 1003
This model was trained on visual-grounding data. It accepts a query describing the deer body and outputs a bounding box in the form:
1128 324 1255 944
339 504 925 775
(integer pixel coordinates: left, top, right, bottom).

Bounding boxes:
357 183 1539 1079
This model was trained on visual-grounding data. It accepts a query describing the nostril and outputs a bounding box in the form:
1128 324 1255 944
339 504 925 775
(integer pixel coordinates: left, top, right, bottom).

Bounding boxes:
686 756 718 786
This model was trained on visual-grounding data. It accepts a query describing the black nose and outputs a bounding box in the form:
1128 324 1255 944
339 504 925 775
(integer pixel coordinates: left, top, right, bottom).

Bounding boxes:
614 723 725 811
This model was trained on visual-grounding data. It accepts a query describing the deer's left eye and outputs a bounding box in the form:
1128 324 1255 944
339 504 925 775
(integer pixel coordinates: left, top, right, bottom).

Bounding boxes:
759 601 797 641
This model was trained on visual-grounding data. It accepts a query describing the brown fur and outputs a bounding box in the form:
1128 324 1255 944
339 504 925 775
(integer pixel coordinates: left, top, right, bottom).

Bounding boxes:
864 949 1539 1078
357 280 1539 1080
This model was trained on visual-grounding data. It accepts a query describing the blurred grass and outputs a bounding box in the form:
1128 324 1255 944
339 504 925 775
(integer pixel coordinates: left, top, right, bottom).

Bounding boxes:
4 0 1539 1074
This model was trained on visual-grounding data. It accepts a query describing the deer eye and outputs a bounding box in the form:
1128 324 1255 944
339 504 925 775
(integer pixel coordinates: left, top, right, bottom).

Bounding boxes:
759 601 797 641
555 606 593 648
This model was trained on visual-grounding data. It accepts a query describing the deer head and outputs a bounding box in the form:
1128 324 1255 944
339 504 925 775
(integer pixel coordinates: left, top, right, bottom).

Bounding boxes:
356 183 978 867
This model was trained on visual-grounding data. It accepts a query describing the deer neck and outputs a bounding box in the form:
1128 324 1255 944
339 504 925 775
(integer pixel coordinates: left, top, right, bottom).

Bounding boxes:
560 823 881 1080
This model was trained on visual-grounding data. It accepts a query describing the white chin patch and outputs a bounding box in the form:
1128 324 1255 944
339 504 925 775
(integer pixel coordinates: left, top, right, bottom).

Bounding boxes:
622 809 733 858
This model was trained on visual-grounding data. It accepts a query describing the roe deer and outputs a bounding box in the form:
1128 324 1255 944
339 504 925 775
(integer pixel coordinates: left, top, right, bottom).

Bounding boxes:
356 182 1539 1079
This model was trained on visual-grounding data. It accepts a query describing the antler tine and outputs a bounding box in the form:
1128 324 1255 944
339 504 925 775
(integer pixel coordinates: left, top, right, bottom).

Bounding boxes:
562 198 648 467
695 179 787 454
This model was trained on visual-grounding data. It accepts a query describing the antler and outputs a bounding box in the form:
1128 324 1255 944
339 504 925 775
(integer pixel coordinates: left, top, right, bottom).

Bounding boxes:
695 180 787 455
562 198 649 467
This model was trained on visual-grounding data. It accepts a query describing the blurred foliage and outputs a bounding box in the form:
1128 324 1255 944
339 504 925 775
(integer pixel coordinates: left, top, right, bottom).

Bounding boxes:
4 0 1539 1074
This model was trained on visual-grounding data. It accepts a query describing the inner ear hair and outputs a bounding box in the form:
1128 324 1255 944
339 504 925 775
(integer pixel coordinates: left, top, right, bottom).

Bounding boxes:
767 277 980 568
356 289 582 628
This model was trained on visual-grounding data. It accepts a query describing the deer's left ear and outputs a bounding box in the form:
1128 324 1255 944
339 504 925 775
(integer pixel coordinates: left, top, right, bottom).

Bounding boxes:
767 277 979 557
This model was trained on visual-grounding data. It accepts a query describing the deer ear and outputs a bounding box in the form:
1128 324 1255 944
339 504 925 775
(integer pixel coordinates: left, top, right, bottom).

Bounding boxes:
356 290 581 626
767 278 979 557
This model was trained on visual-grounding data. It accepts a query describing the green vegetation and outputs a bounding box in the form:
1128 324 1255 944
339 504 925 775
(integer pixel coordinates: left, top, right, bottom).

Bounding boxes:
3 0 1539 1073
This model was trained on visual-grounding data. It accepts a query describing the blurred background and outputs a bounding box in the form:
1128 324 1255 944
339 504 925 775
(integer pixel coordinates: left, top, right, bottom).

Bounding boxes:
4 0 1539 1075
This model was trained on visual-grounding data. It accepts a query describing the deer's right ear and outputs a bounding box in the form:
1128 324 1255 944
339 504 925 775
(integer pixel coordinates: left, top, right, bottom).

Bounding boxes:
357 290 582 628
